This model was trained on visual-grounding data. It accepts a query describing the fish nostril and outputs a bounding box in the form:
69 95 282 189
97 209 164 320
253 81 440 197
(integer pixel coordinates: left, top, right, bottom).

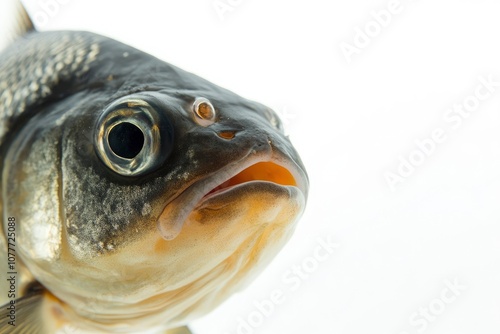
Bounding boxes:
217 131 235 140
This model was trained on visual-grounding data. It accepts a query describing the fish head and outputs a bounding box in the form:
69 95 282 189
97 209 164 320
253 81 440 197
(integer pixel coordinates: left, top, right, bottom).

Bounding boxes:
2 38 308 330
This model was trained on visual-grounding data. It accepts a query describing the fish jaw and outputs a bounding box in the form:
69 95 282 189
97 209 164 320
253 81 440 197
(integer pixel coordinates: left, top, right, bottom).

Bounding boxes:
54 154 308 331
156 149 308 241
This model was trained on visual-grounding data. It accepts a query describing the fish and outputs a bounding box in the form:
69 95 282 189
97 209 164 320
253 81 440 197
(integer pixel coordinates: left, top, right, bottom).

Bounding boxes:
0 1 308 333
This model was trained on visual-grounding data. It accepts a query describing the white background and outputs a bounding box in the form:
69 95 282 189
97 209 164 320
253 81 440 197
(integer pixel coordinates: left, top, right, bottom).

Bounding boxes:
18 0 500 333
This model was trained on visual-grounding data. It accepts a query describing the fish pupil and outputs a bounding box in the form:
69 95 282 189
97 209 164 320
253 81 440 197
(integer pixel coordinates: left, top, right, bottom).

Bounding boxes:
108 122 145 159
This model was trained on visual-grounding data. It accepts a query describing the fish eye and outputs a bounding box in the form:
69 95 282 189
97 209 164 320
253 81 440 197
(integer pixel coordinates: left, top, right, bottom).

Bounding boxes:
192 97 217 126
108 122 145 159
95 97 173 176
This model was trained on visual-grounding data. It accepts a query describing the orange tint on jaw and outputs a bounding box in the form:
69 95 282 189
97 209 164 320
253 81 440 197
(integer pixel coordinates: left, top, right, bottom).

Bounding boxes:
154 238 168 253
208 162 297 196
233 162 296 186
153 162 298 251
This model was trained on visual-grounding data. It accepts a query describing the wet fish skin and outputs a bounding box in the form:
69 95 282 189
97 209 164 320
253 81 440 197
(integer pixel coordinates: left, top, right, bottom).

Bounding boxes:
0 29 308 333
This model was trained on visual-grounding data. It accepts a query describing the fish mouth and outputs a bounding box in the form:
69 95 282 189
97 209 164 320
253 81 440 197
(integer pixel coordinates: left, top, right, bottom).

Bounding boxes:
202 161 297 200
156 153 308 240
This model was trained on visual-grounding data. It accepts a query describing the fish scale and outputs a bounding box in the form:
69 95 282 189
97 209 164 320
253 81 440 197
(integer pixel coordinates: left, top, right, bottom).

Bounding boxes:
0 32 100 147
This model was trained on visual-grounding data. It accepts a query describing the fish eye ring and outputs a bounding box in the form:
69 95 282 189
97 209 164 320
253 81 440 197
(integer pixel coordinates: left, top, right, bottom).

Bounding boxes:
95 98 164 176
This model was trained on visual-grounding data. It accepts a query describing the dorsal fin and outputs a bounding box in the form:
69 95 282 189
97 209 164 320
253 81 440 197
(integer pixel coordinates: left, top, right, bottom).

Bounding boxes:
0 0 35 52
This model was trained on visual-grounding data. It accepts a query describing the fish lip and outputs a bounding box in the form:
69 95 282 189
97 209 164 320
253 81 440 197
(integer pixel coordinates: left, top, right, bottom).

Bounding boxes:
156 150 308 240
198 154 308 204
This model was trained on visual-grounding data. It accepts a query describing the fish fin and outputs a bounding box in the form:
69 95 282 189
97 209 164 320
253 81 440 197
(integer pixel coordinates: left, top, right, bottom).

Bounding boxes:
0 0 35 52
0 284 45 334
166 326 193 334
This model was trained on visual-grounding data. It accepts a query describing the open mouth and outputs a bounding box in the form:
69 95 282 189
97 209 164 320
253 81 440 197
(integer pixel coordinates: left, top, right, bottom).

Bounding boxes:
204 162 298 199
157 157 307 241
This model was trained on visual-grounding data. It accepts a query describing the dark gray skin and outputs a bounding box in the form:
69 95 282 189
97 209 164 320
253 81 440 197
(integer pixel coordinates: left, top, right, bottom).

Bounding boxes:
0 31 308 333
